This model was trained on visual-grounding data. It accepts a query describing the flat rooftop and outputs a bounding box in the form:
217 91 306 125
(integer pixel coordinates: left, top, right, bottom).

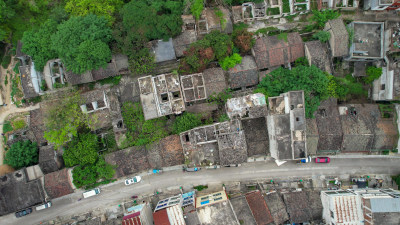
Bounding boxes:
351 22 384 58
197 201 238 225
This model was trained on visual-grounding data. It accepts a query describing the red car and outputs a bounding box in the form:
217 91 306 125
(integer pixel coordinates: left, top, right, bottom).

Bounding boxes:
315 157 330 163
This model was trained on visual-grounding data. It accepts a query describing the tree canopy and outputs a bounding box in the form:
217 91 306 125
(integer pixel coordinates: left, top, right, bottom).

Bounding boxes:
311 9 340 29
44 92 93 149
4 140 38 169
120 0 183 41
258 65 330 118
65 0 123 24
51 14 112 74
63 133 99 167
364 66 382 84
72 158 115 189
312 31 331 43
21 19 58 71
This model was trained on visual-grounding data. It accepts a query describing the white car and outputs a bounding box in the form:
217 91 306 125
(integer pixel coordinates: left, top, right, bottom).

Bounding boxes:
125 176 142 185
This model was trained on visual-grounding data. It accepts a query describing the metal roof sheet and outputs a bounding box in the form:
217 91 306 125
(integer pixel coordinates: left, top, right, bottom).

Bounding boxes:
370 198 400 213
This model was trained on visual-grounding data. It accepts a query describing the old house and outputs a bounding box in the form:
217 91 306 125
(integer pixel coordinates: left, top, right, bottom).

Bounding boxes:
252 32 304 70
38 145 63 174
347 21 385 61
264 192 289 224
19 60 42 99
173 15 197 58
138 73 185 120
267 91 307 161
180 68 227 104
304 40 332 74
230 196 257 225
282 191 320 224
324 19 349 58
228 56 259 90
44 168 74 199
0 169 46 216
245 190 274 225
180 120 247 167
65 54 129 85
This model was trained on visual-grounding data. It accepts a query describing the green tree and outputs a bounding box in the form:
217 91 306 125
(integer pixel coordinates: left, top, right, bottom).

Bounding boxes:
191 0 204 20
220 53 242 70
51 14 112 74
311 9 340 29
72 158 115 189
44 92 93 149
258 65 330 118
65 0 123 24
4 140 38 169
21 19 58 71
312 31 331 43
172 112 202 134
294 57 309 67
63 133 99 167
364 66 382 84
120 0 183 41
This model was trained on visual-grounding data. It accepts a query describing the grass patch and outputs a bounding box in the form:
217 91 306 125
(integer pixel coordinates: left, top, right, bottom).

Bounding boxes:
194 185 208 191
282 0 291 13
12 120 26 130
267 7 280 16
3 121 13 133
277 33 288 42
98 75 122 86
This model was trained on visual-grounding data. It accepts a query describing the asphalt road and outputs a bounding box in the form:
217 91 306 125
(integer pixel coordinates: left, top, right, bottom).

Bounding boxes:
2 158 400 225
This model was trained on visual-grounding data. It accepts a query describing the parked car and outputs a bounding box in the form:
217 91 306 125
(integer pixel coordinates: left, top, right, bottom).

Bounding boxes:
315 157 330 163
83 188 101 198
35 202 52 211
15 208 32 218
125 176 142 185
185 167 201 172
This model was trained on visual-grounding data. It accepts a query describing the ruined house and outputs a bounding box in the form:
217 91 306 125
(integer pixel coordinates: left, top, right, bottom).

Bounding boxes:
173 15 197 58
324 19 349 58
252 32 304 70
304 40 332 74
38 145 64 174
198 7 233 37
138 73 185 120
267 91 307 161
245 190 274 225
228 56 259 90
65 54 129 85
180 120 247 167
226 93 267 119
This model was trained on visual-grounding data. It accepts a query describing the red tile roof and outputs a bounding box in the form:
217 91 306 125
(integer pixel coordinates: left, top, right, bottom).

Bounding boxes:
123 212 142 225
44 168 74 199
153 209 171 225
245 190 274 225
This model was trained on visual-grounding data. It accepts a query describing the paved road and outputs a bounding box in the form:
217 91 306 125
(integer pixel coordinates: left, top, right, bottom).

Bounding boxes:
2 158 400 225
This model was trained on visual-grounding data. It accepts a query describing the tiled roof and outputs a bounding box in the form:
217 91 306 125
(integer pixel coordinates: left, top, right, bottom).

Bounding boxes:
203 68 227 96
29 108 46 145
245 190 274 225
252 33 304 69
228 56 259 89
305 40 331 73
153 209 170 225
326 19 349 57
44 168 74 199
122 212 142 225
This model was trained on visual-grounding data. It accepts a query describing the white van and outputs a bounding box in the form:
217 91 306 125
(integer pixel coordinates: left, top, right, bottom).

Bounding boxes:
83 188 101 198
35 202 52 211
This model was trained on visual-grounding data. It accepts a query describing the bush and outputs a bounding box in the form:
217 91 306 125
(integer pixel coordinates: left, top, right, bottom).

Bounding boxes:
194 185 208 191
172 113 202 134
364 66 382 84
1 54 11 69
3 121 13 133
72 158 115 189
98 75 122 86
191 0 204 20
4 140 39 169
207 89 233 105
220 53 242 70
295 57 309 67
232 29 255 55
12 120 26 130
63 133 100 167
312 31 331 43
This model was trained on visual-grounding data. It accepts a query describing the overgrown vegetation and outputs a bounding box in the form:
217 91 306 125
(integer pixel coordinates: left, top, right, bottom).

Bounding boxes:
220 53 242 70
98 75 122 86
312 30 331 43
3 121 13 133
295 57 309 67
172 112 202 134
310 9 340 29
207 89 233 106
364 66 382 84
191 0 204 20
4 140 38 169
327 74 367 101
232 28 255 55
121 102 168 147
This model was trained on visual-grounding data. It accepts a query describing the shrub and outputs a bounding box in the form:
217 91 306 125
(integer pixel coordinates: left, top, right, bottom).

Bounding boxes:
1 54 11 69
12 119 26 130
364 66 382 84
191 0 204 20
172 113 202 134
295 57 309 67
232 29 255 55
4 140 39 169
207 89 233 105
3 121 13 133
220 53 242 70
312 31 331 43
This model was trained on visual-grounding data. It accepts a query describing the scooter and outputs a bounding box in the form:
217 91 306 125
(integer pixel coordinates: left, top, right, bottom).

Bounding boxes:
131 195 138 199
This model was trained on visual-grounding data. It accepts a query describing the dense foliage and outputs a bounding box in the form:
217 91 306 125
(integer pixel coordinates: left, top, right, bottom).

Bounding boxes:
258 65 330 118
364 66 382 84
63 133 99 167
179 31 234 74
312 31 331 43
220 53 242 70
191 0 204 20
310 9 340 29
51 14 112 74
4 140 38 169
294 57 309 67
21 19 59 71
121 102 168 147
72 158 115 189
232 29 254 55
44 92 93 149
172 113 202 134
65 0 123 24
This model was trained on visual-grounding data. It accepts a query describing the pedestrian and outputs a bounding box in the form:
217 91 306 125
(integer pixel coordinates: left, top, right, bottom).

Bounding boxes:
1 133 4 136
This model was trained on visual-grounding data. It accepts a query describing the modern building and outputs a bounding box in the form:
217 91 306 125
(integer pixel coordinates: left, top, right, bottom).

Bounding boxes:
122 202 154 225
